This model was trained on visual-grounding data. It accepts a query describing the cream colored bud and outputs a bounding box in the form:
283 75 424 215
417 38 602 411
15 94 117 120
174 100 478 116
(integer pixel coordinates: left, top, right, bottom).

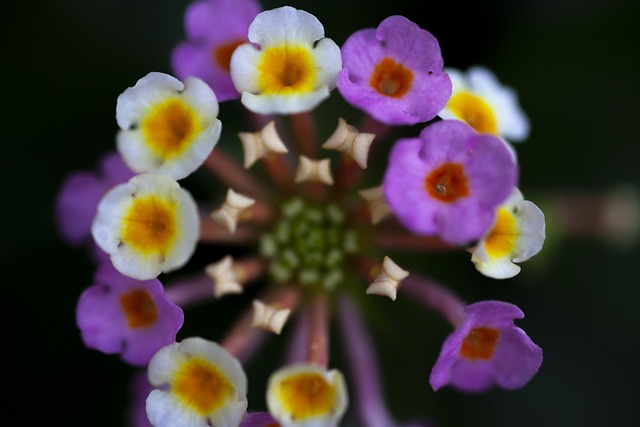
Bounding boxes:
366 256 409 301
251 300 291 335
210 188 256 233
295 156 334 185
359 186 392 225
322 118 374 169
238 121 288 169
205 255 244 298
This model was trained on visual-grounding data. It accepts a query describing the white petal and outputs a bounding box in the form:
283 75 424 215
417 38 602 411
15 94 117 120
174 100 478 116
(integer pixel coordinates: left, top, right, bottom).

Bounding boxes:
248 6 325 46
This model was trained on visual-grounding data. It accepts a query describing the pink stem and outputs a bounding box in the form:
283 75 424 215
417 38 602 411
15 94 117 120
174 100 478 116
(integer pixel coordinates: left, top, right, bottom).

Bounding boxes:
203 149 270 199
290 112 318 158
306 292 330 368
401 275 466 328
164 273 213 308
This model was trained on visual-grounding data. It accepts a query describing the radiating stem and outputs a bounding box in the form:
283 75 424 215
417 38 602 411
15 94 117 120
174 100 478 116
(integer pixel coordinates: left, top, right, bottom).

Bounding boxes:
284 303 309 365
401 275 466 328
374 227 457 251
290 112 318 158
164 272 214 308
204 149 270 199
358 114 392 142
199 210 257 244
306 292 329 368
262 154 295 195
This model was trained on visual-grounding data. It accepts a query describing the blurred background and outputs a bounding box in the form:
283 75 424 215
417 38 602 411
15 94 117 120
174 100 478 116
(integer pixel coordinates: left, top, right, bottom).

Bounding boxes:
3 0 639 425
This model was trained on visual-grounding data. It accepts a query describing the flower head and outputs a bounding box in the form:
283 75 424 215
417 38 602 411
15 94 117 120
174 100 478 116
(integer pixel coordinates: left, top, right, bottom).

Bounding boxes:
76 262 184 366
266 363 348 427
429 301 543 392
116 72 222 180
146 337 248 427
230 6 342 114
91 173 199 280
337 15 451 125
172 0 261 102
471 188 546 279
383 120 517 244
439 66 529 142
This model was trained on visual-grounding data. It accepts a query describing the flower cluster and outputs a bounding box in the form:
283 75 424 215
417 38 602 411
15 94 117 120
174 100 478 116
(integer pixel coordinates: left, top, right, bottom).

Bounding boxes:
56 2 548 426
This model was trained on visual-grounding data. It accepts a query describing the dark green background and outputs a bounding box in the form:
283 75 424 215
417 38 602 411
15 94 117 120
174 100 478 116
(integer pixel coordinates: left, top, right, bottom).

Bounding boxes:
4 0 639 426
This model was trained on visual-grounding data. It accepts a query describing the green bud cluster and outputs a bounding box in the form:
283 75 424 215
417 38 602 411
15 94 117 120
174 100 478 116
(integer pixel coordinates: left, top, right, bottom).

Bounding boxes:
260 198 357 290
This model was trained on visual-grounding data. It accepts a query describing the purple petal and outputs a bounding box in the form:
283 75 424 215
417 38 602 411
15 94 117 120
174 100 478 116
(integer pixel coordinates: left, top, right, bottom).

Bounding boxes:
240 412 277 427
184 0 260 42
55 172 106 244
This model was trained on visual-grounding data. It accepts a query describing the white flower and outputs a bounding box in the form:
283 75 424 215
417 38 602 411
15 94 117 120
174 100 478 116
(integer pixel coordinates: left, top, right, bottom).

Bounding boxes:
116 72 222 180
91 173 199 280
471 188 545 279
440 66 529 142
146 337 248 427
230 6 342 114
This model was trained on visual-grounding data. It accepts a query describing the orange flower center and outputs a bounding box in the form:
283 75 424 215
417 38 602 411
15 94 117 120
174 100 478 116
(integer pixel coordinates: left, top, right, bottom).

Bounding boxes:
276 372 335 419
142 99 199 158
459 326 500 360
369 57 413 98
424 162 470 202
258 45 316 94
119 289 158 328
213 39 246 72
484 208 517 258
174 358 234 415
121 195 177 256
447 92 498 134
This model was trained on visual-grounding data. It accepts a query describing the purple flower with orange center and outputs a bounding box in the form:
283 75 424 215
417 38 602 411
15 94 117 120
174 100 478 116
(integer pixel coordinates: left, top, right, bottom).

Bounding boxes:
76 262 184 366
429 300 543 392
172 0 261 102
383 120 517 244
337 15 451 125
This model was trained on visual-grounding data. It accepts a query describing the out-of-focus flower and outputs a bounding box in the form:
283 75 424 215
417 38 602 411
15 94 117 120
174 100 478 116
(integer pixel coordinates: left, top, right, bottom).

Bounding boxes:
146 337 248 427
429 300 542 392
116 72 221 180
230 6 342 114
471 187 546 279
91 173 199 280
76 262 184 366
172 0 261 102
240 412 278 427
439 66 529 142
266 363 348 427
338 15 451 125
383 120 517 244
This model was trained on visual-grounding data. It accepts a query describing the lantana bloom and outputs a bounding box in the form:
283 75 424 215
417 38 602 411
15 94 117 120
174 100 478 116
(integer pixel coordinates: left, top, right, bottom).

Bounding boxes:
116 72 222 180
439 66 529 142
172 0 261 102
230 6 342 114
266 364 348 427
471 187 546 279
76 262 184 366
337 15 451 125
383 120 517 244
430 301 542 392
55 151 134 246
240 412 277 427
146 337 248 427
91 173 199 280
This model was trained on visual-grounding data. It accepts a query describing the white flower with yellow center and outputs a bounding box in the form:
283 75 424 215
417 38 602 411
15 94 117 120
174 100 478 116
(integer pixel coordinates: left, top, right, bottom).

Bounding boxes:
439 66 530 142
146 337 248 427
230 6 342 115
471 188 545 279
266 364 348 427
91 173 199 280
116 72 222 180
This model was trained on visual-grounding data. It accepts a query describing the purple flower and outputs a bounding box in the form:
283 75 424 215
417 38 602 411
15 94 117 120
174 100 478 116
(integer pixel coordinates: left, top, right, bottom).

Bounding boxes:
240 412 277 427
383 120 517 244
55 151 134 246
171 0 261 102
430 301 542 392
337 15 451 125
76 262 184 366
126 370 152 427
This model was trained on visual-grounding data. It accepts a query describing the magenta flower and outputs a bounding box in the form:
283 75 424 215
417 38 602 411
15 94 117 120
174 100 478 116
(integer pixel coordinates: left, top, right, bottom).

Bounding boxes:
429 300 542 392
337 15 451 125
76 262 184 366
240 412 277 427
55 151 134 246
171 0 261 102
383 120 517 244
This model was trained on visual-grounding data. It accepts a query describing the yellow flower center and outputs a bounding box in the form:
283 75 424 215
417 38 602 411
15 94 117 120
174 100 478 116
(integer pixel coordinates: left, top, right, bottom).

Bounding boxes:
275 372 335 420
484 208 518 258
213 39 246 72
447 92 498 134
142 99 200 159
258 45 316 94
369 57 413 98
119 289 158 328
424 162 470 203
121 195 177 257
173 357 234 415
459 326 500 360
